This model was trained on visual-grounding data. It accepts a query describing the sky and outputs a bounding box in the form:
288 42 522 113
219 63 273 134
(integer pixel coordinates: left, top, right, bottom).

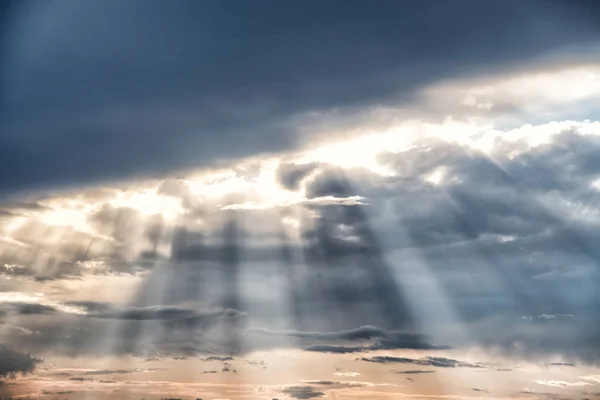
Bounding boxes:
1 1 600 399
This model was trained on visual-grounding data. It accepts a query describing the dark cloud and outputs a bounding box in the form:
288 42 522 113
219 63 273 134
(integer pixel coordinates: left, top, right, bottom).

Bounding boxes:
277 162 319 191
282 386 325 399
203 356 234 361
0 299 244 324
0 297 250 358
304 345 364 354
247 325 386 341
0 1 597 195
395 370 436 374
247 326 450 352
362 356 482 368
92 305 245 322
43 390 76 395
0 345 39 377
0 302 58 317
304 381 366 389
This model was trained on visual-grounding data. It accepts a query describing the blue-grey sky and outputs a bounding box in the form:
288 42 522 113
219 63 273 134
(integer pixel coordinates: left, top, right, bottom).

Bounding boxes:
2 2 600 399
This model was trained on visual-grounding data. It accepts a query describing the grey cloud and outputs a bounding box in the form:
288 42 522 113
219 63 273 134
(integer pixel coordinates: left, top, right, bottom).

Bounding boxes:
0 261 84 282
0 345 39 377
293 134 600 357
304 345 364 354
394 370 436 374
42 390 77 395
282 386 325 399
361 356 482 368
247 326 450 352
92 305 245 322
304 381 366 389
203 356 234 361
1 0 597 196
277 162 319 191
247 325 386 341
1 299 244 323
0 302 59 316
3 127 600 363
0 297 250 358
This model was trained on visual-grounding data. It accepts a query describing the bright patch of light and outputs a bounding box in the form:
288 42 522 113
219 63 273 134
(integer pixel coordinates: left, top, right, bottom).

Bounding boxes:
75 260 106 271
190 159 306 209
2 216 27 233
281 216 300 229
334 372 361 377
427 63 600 115
0 236 29 248
581 375 600 384
298 131 415 176
534 380 590 387
41 207 92 231
109 189 184 220
425 167 446 185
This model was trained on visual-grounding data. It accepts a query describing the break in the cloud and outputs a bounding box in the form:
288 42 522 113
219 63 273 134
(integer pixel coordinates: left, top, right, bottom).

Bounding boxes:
1 1 600 196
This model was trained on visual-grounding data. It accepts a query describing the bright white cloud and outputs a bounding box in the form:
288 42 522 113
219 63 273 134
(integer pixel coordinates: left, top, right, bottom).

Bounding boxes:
534 379 591 387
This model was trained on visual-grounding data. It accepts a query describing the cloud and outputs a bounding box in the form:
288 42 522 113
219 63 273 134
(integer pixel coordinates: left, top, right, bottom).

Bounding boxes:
0 296 245 324
248 325 386 341
88 304 246 322
334 372 360 377
1 1 597 195
581 375 600 384
82 368 163 375
0 346 39 377
362 356 482 368
203 356 234 362
534 380 591 387
304 345 364 354
282 386 325 399
394 370 436 374
247 326 450 352
277 162 319 191
302 381 366 389
3 121 600 363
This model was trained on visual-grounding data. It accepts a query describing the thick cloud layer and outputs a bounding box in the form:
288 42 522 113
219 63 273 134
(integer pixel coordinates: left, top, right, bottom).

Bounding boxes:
1 123 600 363
1 0 599 196
0 345 38 377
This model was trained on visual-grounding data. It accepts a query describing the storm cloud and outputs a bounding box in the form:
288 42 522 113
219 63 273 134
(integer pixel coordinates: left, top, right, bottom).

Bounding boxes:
0 345 38 377
361 356 482 368
1 1 599 196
